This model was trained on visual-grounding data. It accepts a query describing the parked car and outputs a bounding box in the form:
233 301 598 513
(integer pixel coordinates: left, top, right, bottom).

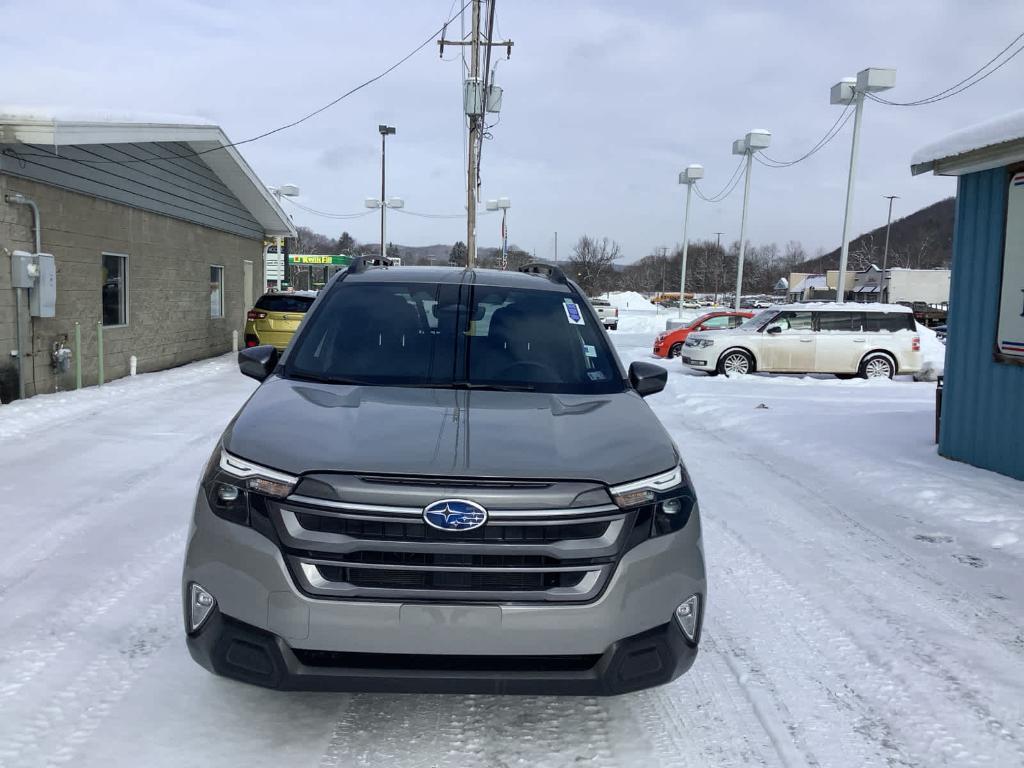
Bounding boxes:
680 303 921 379
183 262 705 695
244 291 318 350
653 311 754 358
934 323 948 343
680 300 702 310
588 296 619 330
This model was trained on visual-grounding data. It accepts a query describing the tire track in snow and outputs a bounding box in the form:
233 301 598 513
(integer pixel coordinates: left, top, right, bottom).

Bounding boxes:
318 693 629 767
0 529 184 705
0 590 178 768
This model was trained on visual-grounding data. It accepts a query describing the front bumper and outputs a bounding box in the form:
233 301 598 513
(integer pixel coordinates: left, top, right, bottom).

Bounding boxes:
183 493 705 694
680 354 710 367
187 606 697 695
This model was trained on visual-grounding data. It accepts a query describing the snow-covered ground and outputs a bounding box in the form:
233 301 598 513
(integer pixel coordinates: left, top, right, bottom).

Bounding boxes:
0 314 1021 767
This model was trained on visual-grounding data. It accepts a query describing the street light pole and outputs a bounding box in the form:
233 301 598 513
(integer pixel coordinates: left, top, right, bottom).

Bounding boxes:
486 197 511 269
268 184 299 289
731 130 770 311
378 125 396 263
677 164 703 317
881 194 899 303
831 68 896 301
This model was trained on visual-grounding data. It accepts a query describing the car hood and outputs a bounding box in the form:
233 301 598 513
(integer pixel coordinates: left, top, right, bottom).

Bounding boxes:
223 377 678 485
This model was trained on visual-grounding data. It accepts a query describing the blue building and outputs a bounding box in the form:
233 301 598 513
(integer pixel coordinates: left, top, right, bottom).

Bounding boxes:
912 110 1024 480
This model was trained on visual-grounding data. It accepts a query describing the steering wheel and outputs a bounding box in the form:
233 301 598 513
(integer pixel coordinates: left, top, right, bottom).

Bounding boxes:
496 360 560 380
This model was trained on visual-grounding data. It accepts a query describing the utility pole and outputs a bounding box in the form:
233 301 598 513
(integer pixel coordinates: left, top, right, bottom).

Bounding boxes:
438 1 514 269
554 231 558 263
714 232 724 304
881 195 899 304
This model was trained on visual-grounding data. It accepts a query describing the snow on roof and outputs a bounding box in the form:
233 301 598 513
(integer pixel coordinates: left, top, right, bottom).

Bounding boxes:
0 105 215 127
770 301 912 313
791 275 828 293
911 108 1024 176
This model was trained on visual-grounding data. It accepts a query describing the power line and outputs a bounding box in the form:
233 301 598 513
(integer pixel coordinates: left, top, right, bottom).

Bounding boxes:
868 31 1024 106
394 207 496 219
694 156 746 203
56 0 473 165
282 198 375 219
756 101 854 167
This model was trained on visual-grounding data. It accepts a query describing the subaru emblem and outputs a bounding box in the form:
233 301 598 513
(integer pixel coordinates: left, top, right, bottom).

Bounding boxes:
422 499 488 532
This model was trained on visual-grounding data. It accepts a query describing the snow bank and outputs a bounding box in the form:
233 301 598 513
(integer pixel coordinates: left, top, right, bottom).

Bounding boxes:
605 291 658 312
915 323 946 381
911 108 1024 167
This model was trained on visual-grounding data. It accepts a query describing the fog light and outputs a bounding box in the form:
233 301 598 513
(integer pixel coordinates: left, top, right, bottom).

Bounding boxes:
216 484 240 503
189 583 216 633
662 498 682 515
674 594 700 642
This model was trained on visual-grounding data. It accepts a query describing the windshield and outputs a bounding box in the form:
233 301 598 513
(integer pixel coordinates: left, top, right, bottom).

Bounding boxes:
285 281 625 394
739 309 779 330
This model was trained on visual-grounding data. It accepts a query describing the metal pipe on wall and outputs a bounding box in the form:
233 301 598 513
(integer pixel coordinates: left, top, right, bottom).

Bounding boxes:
5 192 42 400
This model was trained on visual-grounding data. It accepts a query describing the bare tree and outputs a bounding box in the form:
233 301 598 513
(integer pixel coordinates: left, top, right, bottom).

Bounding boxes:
568 236 621 295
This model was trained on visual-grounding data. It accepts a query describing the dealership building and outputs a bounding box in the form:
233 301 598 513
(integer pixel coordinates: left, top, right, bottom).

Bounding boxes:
912 109 1024 480
0 110 294 401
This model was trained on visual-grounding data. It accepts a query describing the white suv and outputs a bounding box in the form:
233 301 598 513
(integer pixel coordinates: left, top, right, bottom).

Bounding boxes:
680 303 921 379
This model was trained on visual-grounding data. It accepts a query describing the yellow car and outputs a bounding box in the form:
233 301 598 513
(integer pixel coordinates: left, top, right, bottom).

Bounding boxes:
244 291 317 350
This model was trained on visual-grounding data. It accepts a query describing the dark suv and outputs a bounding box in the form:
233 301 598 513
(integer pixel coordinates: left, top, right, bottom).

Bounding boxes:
182 262 706 695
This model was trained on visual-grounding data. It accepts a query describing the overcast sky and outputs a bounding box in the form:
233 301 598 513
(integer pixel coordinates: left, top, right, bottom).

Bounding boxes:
3 0 1023 261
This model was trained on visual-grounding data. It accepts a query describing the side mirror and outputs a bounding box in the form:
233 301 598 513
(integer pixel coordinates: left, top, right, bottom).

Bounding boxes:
766 325 782 335
628 361 667 397
238 345 279 382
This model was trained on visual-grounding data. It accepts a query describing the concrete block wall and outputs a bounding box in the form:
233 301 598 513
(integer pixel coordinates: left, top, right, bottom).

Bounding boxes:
1 174 264 401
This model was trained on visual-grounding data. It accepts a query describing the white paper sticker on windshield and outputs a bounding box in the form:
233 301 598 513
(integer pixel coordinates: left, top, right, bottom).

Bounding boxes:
583 344 597 357
587 370 606 380
563 299 585 325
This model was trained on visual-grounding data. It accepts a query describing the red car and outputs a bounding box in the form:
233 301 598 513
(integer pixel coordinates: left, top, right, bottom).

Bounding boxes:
653 311 755 358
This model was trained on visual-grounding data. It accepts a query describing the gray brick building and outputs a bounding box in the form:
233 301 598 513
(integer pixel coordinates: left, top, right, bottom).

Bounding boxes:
0 111 295 401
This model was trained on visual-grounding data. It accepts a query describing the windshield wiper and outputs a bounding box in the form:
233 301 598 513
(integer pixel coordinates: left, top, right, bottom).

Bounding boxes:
448 381 536 392
287 371 375 386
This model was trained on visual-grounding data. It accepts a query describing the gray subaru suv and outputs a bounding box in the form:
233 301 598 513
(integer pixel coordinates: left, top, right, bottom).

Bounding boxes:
182 262 706 695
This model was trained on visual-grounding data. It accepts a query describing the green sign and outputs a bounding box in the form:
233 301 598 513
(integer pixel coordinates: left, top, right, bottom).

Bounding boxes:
288 254 353 266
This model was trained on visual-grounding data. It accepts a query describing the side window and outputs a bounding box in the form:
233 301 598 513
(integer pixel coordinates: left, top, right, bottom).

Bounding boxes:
865 312 914 332
728 316 746 328
765 311 813 333
102 253 128 326
700 316 731 330
210 266 224 318
817 312 856 332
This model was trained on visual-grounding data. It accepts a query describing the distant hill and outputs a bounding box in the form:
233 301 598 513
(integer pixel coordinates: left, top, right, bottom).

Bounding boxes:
796 197 955 273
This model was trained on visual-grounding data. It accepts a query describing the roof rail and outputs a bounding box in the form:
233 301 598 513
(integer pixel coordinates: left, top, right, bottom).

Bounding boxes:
518 261 568 284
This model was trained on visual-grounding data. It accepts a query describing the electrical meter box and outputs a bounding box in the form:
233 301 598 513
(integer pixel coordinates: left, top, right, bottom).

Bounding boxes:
29 253 56 318
11 250 35 288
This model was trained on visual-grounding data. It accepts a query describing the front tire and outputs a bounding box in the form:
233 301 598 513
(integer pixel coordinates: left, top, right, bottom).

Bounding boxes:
669 342 683 358
717 349 753 376
859 353 895 379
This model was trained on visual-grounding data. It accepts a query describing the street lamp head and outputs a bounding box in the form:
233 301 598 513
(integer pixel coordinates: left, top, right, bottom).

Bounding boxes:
379 124 396 136
830 77 857 105
497 196 511 209
387 197 404 209
745 130 771 150
857 67 896 93
679 164 704 184
731 138 747 156
364 198 382 209
274 184 300 197
486 199 499 211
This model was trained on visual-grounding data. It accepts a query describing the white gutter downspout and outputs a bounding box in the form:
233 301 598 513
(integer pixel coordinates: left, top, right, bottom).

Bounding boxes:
5 192 41 400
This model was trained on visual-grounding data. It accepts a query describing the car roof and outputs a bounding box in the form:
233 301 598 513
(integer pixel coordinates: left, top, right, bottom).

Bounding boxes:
338 265 575 294
259 290 317 299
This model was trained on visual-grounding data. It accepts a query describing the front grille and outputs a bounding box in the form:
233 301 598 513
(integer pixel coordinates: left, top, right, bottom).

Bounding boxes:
268 480 631 604
293 512 610 543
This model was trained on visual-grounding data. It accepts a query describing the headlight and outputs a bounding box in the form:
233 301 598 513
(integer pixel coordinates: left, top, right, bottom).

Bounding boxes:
610 465 697 539
201 448 298 525
695 338 715 348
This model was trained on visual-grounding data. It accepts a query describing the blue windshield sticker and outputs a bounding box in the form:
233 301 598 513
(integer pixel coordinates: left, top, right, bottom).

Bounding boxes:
563 299 585 325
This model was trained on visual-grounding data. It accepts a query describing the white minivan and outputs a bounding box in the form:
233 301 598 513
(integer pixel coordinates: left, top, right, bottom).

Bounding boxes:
680 303 921 379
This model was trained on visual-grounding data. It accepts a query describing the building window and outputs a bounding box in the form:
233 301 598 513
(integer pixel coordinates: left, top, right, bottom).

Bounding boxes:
210 266 224 318
102 253 128 326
